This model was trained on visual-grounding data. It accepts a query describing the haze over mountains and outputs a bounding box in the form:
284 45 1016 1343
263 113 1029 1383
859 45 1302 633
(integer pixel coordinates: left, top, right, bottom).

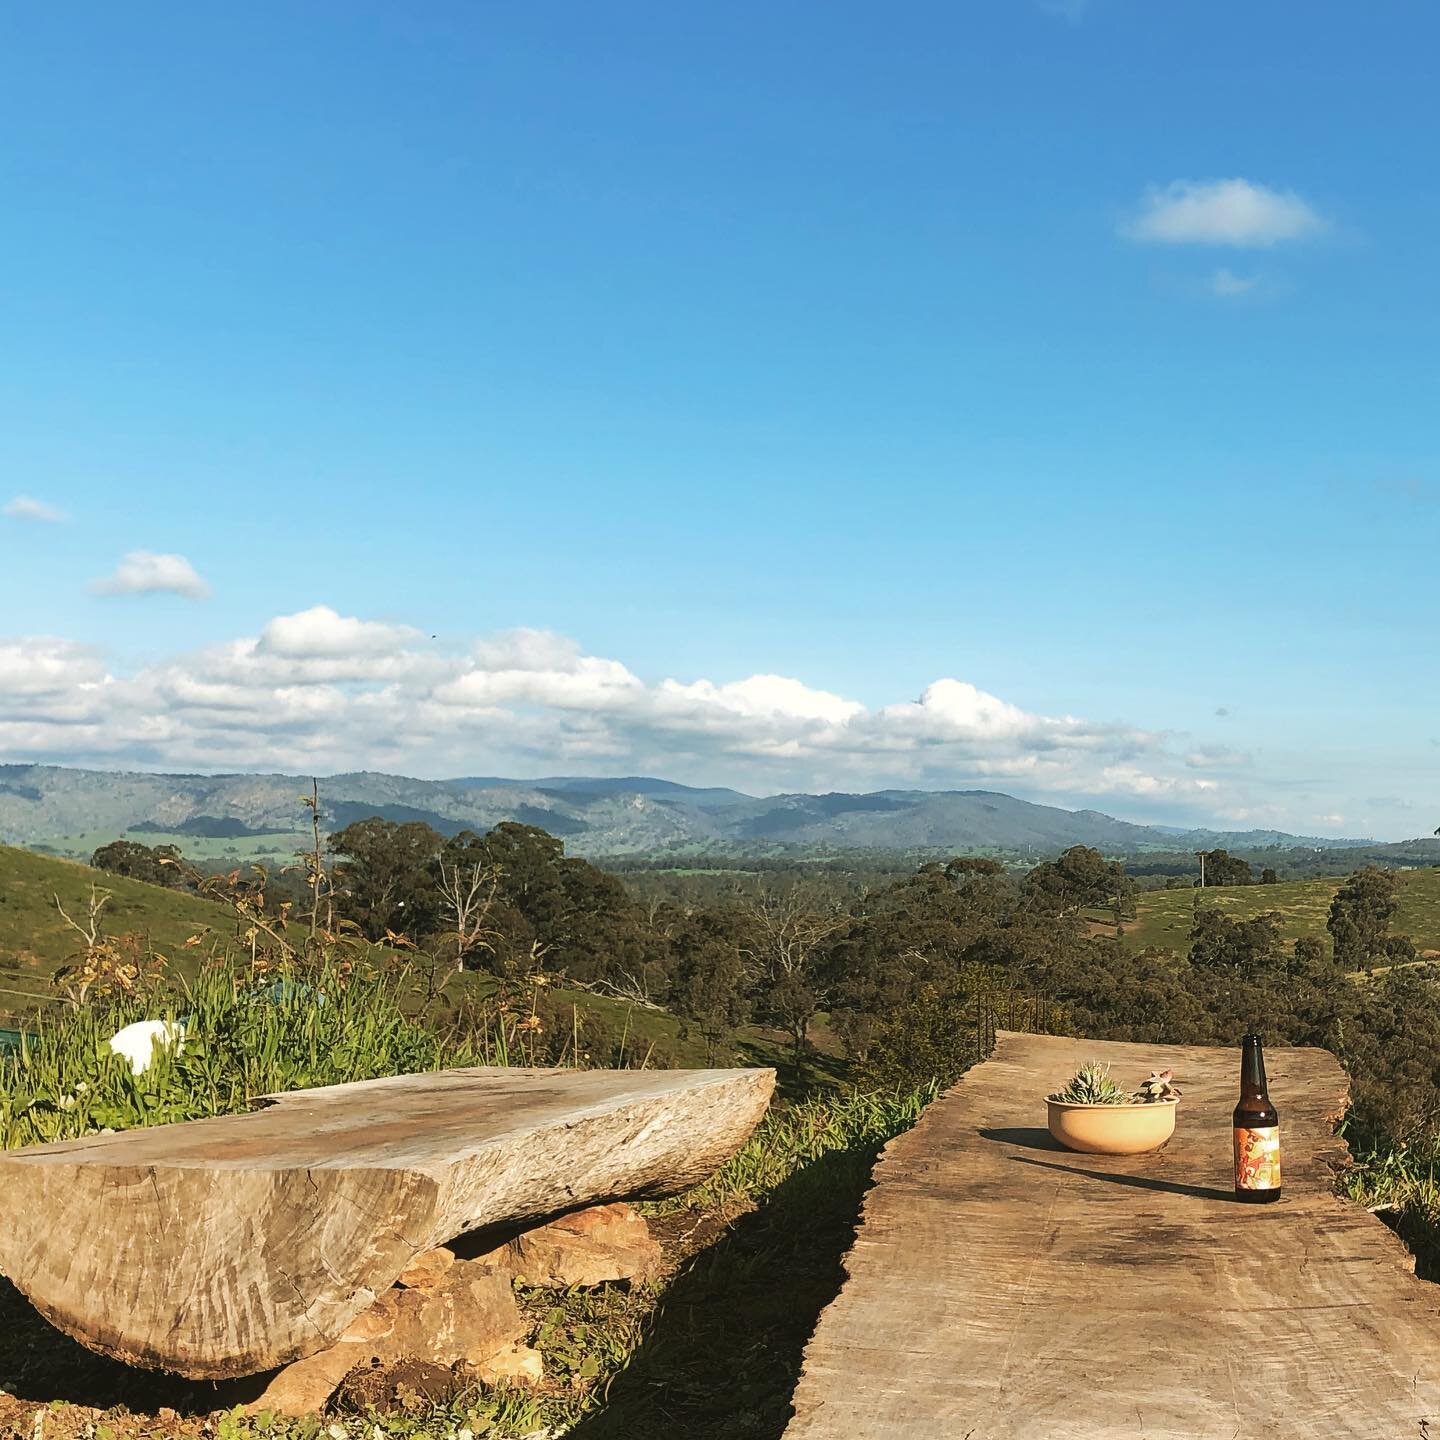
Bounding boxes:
0 764 1375 860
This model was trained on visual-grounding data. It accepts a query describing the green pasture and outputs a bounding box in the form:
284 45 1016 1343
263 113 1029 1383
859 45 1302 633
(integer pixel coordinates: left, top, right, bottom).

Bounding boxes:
34 828 306 865
1093 867 1440 955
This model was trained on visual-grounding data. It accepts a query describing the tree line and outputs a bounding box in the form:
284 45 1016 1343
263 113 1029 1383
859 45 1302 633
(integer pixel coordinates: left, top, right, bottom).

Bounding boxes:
92 825 1440 1148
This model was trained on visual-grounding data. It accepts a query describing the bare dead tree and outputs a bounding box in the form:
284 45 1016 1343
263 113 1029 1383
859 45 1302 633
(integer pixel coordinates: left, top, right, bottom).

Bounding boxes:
300 778 334 941
567 969 668 1012
741 886 847 1057
52 887 112 1006
436 855 502 975
54 886 111 953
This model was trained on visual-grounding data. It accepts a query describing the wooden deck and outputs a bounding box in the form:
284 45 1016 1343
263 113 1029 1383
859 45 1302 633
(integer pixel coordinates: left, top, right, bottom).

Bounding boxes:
784 1031 1440 1439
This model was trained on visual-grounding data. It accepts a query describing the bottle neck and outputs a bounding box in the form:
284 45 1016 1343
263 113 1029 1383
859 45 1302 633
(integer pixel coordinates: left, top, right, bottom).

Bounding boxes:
1240 1037 1269 1101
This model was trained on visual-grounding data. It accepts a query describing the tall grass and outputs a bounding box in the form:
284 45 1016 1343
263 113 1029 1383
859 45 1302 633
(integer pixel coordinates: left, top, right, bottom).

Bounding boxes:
0 959 487 1149
659 1081 938 1217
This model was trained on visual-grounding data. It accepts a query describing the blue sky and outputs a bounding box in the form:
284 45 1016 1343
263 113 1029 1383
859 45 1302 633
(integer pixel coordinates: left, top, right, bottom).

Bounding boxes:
1 1 1436 839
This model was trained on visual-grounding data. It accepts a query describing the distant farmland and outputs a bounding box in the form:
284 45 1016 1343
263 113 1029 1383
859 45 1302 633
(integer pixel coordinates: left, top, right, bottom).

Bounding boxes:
1093 868 1440 956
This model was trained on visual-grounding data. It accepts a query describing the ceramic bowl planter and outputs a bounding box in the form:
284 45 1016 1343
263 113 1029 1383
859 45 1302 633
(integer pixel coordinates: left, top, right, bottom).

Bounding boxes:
1045 1096 1178 1155
1045 1063 1181 1156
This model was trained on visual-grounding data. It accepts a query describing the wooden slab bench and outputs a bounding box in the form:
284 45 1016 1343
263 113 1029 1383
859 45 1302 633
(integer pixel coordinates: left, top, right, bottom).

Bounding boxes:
0 1065 774 1379
784 1031 1440 1439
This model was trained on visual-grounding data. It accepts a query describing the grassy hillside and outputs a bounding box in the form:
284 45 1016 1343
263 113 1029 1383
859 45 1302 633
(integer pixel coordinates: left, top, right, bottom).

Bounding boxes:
0 845 232 1019
0 846 825 1084
1092 867 1440 956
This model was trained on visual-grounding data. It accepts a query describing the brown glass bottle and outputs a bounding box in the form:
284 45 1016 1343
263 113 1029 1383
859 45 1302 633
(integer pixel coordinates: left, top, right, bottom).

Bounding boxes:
1233 1034 1281 1203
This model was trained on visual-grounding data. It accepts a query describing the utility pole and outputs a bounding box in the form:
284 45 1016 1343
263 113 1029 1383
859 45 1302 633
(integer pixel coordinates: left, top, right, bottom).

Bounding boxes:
1196 850 1206 889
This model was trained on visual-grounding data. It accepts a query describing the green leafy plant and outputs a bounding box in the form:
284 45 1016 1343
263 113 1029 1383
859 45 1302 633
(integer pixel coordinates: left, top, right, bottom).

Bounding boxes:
1049 1060 1130 1105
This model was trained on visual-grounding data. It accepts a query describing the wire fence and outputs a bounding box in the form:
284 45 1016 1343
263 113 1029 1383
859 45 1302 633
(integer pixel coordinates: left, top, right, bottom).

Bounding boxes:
972 986 1056 1057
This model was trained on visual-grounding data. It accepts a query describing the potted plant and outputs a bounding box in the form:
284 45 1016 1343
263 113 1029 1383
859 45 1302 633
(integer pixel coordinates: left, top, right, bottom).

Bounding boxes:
1045 1062 1181 1155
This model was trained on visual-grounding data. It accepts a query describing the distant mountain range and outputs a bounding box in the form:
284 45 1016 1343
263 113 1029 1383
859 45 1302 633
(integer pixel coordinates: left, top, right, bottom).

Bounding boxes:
0 763 1380 861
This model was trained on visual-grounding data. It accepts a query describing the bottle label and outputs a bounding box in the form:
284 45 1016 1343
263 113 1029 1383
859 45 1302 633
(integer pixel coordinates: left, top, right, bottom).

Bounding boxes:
1234 1126 1281 1190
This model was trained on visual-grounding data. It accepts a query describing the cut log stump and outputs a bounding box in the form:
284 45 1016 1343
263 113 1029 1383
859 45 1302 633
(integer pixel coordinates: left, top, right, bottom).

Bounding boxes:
0 1065 773 1379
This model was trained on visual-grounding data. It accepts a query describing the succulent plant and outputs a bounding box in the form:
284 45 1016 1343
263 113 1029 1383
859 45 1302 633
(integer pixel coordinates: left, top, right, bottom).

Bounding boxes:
1049 1061 1131 1106
1049 1062 1183 1105
1132 1069 1182 1103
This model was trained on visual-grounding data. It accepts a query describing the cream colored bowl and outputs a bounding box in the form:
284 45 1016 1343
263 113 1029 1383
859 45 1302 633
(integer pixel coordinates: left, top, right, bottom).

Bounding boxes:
1045 1098 1178 1155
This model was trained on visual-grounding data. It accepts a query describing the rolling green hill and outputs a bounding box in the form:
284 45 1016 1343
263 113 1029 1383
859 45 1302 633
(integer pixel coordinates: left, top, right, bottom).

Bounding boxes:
1094 868 1440 956
0 845 821 1082
0 844 232 1019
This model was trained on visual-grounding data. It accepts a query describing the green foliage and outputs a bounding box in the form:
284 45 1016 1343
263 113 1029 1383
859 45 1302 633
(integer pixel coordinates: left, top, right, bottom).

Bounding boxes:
1189 907 1284 973
1090 866 1440 959
1328 865 1412 970
653 1084 936 1219
89 840 184 888
1049 1060 1130 1105
1022 845 1131 917
1197 848 1253 886
0 958 471 1149
328 818 445 939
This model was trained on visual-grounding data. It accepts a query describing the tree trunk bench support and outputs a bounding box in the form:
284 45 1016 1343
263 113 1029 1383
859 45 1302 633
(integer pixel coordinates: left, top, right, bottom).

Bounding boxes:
0 1065 774 1378
784 1031 1440 1439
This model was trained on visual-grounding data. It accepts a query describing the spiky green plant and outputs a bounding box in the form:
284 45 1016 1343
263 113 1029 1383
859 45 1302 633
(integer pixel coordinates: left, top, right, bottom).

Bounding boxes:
1049 1060 1130 1106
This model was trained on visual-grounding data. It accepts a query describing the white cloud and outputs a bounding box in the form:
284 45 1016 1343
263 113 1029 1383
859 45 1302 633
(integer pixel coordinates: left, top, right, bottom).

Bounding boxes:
0 609 1244 817
1123 179 1326 248
1097 765 1218 797
92 551 211 600
0 638 110 712
4 494 68 523
1209 267 1260 298
258 605 420 659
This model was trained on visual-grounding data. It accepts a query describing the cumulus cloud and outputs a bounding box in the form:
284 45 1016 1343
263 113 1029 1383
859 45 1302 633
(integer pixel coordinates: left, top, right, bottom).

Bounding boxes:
4 494 68 523
92 551 211 600
1122 179 1326 248
0 609 1239 812
258 606 420 659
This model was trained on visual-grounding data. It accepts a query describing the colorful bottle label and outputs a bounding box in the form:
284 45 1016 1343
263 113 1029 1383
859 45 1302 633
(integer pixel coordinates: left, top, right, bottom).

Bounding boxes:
1234 1126 1281 1190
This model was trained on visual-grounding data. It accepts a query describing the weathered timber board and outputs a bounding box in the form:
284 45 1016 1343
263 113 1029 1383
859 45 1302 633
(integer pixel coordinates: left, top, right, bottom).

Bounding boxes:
0 1065 774 1379
784 1031 1440 1439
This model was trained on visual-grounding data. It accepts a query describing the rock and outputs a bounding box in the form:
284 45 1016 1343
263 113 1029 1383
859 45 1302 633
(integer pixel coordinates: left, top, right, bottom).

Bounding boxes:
506 1202 662 1287
247 1345 367 1416
251 1263 526 1414
339 1292 397 1343
384 1265 525 1366
474 1342 544 1387
396 1247 455 1289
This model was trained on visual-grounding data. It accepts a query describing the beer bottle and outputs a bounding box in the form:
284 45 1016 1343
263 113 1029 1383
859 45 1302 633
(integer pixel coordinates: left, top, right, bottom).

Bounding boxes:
1233 1033 1281 1203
